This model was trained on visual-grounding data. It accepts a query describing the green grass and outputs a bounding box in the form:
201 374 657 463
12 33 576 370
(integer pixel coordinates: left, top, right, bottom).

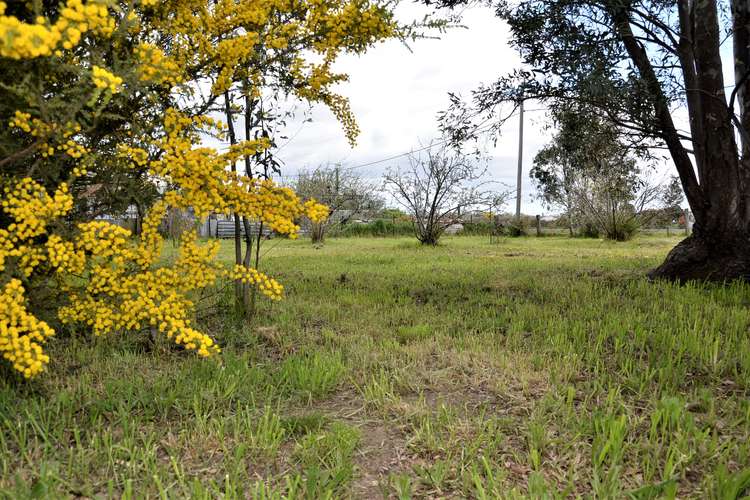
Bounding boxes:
2 235 750 498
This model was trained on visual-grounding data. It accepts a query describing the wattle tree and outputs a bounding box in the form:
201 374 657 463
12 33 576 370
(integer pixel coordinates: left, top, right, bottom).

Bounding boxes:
426 0 750 282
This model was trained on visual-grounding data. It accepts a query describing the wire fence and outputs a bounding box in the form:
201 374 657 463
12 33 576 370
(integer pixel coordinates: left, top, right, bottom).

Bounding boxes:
102 213 691 240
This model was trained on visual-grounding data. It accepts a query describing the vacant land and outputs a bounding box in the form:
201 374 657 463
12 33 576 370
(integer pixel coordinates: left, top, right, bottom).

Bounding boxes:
2 236 749 498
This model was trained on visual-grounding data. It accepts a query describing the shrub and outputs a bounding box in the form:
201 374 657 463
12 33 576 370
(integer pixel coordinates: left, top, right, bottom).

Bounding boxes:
332 220 415 238
505 220 528 237
461 222 495 236
608 217 640 241
579 221 601 238
383 146 510 245
0 0 401 378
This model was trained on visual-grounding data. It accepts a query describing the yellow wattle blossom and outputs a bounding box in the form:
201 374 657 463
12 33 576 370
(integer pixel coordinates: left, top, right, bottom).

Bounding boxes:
92 65 123 93
120 109 329 237
9 111 87 159
0 280 54 378
46 235 86 274
0 0 114 59
226 265 284 301
0 179 77 376
135 43 183 85
9 111 50 136
59 207 238 360
1 178 73 242
0 0 399 378
0 177 311 376
134 0 397 145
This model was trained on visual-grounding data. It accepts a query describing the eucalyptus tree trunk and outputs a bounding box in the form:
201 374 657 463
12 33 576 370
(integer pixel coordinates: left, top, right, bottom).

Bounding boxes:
612 0 750 281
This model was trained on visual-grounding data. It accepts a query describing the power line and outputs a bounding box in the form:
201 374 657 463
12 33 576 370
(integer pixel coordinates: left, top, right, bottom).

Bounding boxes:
340 108 546 172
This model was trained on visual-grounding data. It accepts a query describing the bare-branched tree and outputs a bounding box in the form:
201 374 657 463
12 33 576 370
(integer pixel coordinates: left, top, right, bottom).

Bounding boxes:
384 145 509 245
574 169 664 241
295 165 384 243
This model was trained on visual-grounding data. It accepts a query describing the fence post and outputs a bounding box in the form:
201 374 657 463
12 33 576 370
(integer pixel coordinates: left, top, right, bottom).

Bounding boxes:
536 214 541 237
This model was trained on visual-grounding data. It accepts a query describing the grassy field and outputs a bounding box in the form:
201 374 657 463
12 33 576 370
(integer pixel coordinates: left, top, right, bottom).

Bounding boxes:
2 235 750 498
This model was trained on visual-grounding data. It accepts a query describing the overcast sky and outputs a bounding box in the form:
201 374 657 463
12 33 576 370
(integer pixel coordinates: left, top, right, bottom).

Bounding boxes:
271 2 554 215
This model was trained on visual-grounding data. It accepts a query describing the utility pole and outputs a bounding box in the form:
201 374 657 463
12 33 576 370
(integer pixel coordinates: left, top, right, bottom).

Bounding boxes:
515 100 524 222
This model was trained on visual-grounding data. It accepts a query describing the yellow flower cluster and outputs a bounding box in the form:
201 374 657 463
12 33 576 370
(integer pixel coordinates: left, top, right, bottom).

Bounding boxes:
0 280 54 378
9 111 88 159
133 201 165 268
76 220 132 261
59 215 217 354
1 179 73 242
51 197 304 365
0 170 307 377
0 178 75 377
46 235 86 274
211 34 261 95
9 111 50 136
305 199 330 223
60 139 89 159
226 265 284 301
322 92 360 146
0 0 399 379
309 1 395 53
119 144 149 167
224 138 271 165
0 0 114 59
135 43 183 86
92 65 123 93
58 205 231 359
132 0 397 143
122 110 328 238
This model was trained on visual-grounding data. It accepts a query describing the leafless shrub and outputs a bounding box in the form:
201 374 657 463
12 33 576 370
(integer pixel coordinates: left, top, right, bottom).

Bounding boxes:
383 144 510 245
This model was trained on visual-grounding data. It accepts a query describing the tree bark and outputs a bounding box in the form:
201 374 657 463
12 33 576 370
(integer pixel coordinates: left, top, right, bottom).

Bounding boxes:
223 91 244 311
310 222 326 244
676 0 707 182
732 0 750 158
649 233 750 282
241 216 255 313
610 7 706 221
614 1 750 282
731 0 750 225
691 0 742 233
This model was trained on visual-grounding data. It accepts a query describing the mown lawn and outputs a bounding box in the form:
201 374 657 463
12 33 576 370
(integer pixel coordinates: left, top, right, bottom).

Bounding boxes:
2 235 750 498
